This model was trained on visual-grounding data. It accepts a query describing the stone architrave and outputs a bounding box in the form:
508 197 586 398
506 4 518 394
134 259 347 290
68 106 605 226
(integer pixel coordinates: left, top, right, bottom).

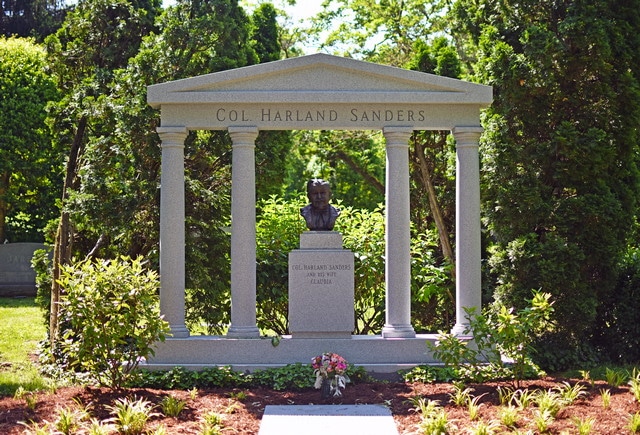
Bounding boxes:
288 232 354 338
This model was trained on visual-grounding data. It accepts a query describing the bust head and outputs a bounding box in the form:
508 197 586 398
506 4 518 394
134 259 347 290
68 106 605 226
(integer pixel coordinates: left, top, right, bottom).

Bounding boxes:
306 178 332 211
301 178 340 231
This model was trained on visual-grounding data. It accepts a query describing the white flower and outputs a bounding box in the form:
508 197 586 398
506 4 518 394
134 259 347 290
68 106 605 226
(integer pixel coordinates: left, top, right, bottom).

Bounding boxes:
314 374 323 389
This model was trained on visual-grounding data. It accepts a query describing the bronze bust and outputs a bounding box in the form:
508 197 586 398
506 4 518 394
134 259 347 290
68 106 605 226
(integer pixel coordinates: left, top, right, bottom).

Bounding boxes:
300 179 341 231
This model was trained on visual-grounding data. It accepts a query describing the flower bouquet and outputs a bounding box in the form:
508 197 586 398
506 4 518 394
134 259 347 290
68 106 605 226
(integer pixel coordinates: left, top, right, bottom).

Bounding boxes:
311 352 350 398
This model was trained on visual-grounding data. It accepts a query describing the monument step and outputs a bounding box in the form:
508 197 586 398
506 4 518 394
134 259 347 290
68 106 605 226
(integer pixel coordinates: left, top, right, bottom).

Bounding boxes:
258 405 399 435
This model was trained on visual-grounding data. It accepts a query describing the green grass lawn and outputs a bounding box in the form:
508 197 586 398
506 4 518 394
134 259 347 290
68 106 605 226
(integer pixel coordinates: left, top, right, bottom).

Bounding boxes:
0 296 49 396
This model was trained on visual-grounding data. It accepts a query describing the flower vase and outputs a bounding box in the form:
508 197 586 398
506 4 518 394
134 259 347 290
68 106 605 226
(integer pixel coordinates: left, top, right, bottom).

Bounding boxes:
321 378 331 399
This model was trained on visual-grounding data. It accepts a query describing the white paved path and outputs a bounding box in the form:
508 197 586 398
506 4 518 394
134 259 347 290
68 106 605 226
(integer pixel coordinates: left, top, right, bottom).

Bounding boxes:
258 404 399 435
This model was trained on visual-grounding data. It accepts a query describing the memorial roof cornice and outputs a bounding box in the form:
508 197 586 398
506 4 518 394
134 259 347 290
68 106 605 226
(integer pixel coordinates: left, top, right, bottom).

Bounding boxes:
148 53 492 108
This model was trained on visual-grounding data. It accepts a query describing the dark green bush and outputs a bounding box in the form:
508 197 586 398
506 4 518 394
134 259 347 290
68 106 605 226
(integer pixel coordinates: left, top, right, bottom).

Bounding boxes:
251 363 314 390
592 247 640 364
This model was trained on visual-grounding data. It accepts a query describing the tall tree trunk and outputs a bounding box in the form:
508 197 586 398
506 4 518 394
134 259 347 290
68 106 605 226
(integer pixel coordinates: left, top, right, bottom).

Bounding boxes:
49 116 87 344
413 135 456 304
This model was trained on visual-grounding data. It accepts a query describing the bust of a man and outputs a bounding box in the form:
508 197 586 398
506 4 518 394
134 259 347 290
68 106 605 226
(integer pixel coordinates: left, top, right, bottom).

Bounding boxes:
300 179 341 231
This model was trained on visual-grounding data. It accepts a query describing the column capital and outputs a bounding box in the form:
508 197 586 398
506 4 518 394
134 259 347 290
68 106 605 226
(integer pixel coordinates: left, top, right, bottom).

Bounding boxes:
157 126 188 147
382 126 414 146
228 126 259 146
452 126 483 148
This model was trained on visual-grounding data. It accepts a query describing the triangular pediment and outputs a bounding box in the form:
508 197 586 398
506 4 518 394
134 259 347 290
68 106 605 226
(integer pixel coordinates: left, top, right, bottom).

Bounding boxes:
148 53 492 106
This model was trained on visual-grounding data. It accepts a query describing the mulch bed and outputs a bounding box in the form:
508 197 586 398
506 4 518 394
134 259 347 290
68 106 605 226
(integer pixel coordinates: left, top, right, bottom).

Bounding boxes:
1 377 638 434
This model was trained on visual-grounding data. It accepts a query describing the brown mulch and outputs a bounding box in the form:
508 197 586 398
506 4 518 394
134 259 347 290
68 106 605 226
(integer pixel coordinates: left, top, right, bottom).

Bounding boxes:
1 377 638 434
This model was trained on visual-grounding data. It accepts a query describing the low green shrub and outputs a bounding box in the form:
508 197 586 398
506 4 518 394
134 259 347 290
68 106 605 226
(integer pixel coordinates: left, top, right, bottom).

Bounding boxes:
402 365 446 383
629 369 640 402
133 363 369 391
424 290 553 386
251 363 314 390
413 398 451 434
572 416 596 435
134 366 250 390
629 412 640 433
57 256 170 389
498 405 519 428
605 367 628 387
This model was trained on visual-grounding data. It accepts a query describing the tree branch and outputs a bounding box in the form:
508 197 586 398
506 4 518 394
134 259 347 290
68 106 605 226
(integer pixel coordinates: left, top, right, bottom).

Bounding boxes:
334 150 384 195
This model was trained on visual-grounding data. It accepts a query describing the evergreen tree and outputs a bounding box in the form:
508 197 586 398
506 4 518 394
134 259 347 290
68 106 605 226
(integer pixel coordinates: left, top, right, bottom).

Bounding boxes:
251 2 280 63
451 0 640 369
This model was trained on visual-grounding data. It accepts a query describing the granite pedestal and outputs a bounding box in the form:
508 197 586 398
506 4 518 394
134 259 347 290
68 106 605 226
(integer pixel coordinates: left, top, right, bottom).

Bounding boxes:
288 232 354 338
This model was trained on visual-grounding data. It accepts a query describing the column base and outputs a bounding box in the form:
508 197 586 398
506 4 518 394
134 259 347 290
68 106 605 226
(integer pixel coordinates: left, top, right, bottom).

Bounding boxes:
226 325 260 338
381 324 416 338
450 323 472 337
169 324 190 338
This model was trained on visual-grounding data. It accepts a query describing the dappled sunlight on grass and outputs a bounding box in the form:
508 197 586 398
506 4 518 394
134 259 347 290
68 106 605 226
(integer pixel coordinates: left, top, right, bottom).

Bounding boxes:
0 297 48 396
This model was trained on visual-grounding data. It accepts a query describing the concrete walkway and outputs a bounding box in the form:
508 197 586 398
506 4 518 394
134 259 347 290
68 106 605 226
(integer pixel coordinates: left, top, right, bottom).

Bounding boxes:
258 404 399 435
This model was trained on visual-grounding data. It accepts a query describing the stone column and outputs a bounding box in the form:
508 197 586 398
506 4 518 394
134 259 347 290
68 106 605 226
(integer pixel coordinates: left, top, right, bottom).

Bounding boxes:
451 126 483 335
381 127 416 338
227 127 260 338
157 126 190 338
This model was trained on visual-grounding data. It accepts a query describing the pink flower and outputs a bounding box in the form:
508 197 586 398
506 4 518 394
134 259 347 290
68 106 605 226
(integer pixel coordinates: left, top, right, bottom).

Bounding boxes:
311 352 348 377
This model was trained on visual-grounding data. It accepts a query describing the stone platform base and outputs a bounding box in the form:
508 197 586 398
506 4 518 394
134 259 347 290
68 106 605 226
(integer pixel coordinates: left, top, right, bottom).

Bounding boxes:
143 334 440 374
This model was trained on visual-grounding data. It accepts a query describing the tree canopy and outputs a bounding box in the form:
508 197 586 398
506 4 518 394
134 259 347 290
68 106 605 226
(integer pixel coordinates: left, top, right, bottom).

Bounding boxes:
0 37 60 243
